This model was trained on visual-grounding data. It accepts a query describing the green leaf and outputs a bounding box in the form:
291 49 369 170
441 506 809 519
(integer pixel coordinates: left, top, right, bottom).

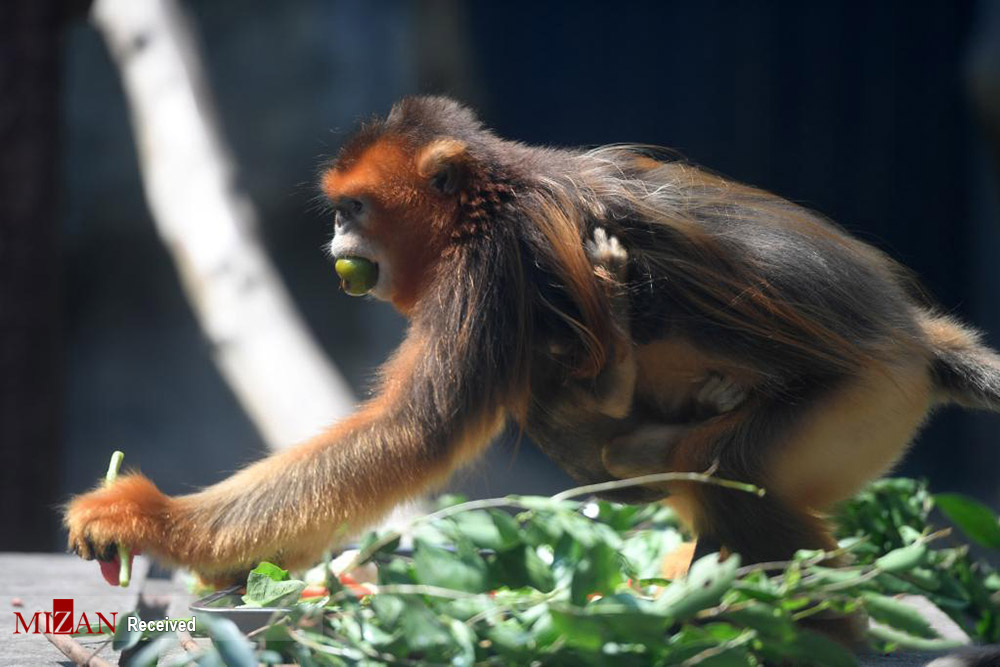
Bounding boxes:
126 636 177 667
241 581 304 609
808 566 869 589
489 509 524 551
441 596 493 622
112 611 142 651
861 593 936 638
731 573 783 603
447 511 501 549
447 618 477 667
875 543 926 573
490 544 555 593
241 562 306 607
935 493 1000 550
446 510 521 552
201 614 257 667
725 602 794 640
899 525 923 545
247 561 289 582
901 567 941 592
687 644 753 667
435 493 467 509
486 619 534 658
875 572 920 595
397 598 455 655
665 627 731 664
378 557 415 585
570 542 624 605
413 540 488 593
548 607 605 652
782 629 856 667
868 624 965 651
371 594 405 626
655 553 740 620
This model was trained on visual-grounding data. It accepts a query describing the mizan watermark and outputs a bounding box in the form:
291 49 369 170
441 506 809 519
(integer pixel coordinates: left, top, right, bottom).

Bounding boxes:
13 598 195 635
14 599 116 635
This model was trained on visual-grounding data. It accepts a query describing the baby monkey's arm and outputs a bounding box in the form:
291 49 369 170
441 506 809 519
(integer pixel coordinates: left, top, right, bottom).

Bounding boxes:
583 227 748 478
582 227 636 419
582 228 748 422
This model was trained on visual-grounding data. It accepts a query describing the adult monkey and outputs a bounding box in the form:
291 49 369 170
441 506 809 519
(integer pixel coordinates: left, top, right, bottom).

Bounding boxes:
66 97 1000 591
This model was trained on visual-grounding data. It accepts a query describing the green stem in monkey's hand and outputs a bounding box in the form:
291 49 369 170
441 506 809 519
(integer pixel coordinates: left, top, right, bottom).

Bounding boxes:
103 450 131 587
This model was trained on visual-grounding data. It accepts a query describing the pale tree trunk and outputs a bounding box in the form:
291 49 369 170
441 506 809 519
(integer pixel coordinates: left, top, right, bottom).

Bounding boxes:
91 0 356 449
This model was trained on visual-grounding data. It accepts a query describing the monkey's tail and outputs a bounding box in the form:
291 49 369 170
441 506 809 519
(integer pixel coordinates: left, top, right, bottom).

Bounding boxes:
924 314 1000 411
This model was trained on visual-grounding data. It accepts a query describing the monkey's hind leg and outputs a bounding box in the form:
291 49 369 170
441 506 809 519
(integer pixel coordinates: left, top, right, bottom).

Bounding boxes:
687 479 867 645
609 405 871 644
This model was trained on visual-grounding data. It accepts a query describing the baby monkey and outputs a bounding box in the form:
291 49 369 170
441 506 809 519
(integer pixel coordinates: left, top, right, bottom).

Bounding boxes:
538 226 748 493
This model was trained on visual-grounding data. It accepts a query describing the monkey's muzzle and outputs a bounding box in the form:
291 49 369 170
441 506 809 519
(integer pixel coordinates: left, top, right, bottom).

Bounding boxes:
335 257 379 296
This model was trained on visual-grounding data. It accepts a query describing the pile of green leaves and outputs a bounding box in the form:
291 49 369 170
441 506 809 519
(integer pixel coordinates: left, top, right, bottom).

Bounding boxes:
834 478 1000 643
125 478 999 666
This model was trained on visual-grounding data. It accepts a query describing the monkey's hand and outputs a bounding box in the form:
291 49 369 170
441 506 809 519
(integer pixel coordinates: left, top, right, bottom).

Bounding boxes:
695 372 747 415
65 474 169 564
585 227 629 284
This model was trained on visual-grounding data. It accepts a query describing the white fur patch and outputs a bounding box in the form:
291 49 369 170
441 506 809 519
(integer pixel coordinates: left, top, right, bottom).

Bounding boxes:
328 233 393 301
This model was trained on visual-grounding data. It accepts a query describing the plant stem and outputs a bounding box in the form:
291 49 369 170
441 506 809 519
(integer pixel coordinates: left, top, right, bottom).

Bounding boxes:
103 450 131 587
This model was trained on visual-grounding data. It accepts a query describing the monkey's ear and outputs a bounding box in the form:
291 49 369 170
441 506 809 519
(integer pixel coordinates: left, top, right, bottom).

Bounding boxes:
417 139 469 195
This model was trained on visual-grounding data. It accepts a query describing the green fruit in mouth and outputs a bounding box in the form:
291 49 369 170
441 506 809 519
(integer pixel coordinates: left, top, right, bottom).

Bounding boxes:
335 257 379 296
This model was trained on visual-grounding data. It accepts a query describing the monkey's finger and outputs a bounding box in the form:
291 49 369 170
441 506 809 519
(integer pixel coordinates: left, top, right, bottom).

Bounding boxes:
608 234 623 254
79 537 96 561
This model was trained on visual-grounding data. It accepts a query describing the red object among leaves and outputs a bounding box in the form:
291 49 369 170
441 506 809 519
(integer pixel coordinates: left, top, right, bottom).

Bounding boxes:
97 550 138 587
338 573 373 596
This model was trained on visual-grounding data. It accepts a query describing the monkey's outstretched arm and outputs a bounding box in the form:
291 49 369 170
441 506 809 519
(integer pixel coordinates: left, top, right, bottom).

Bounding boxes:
64 331 507 581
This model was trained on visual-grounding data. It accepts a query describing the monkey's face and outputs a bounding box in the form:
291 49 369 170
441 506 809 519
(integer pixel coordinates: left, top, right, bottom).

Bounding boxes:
322 137 466 314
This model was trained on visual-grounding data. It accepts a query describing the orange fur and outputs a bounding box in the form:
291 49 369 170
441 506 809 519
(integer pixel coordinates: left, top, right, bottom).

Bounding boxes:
768 357 932 508
64 474 170 559
661 541 696 579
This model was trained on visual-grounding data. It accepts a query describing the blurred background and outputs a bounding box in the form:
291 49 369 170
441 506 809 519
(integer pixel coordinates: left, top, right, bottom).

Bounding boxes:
3 0 999 552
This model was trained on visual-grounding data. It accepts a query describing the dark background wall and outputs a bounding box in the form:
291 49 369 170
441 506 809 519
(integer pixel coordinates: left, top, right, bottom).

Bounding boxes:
4 0 997 550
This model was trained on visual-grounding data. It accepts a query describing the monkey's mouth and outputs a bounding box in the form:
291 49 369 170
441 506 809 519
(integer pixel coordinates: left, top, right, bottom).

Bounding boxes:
334 256 380 296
